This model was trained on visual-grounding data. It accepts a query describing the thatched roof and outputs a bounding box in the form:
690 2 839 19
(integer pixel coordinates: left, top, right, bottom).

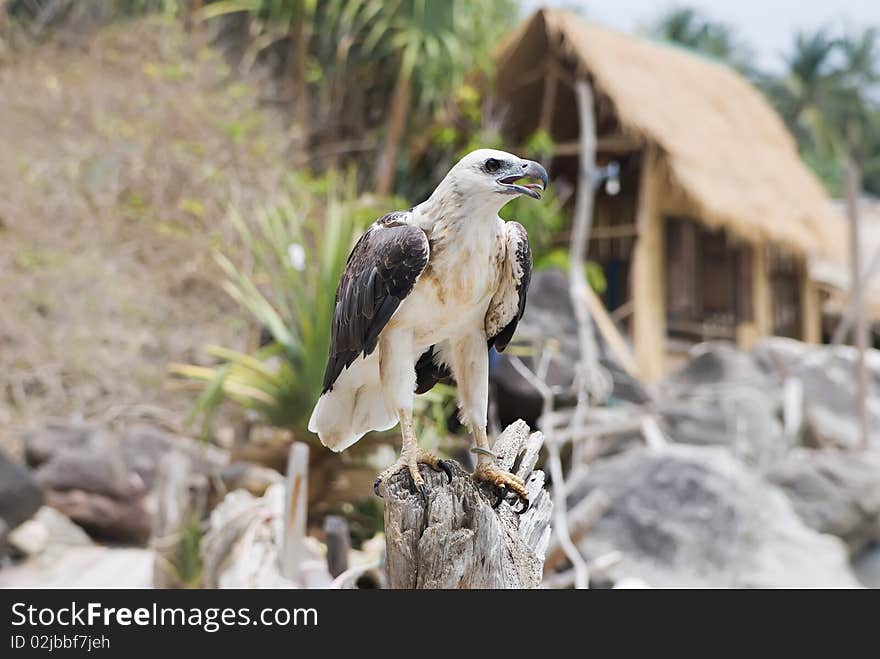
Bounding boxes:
495 9 843 257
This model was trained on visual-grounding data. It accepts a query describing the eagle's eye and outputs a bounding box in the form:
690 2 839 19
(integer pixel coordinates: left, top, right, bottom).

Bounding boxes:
484 158 501 173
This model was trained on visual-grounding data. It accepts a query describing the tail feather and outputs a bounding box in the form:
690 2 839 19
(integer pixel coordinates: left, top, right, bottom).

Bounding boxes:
308 354 397 451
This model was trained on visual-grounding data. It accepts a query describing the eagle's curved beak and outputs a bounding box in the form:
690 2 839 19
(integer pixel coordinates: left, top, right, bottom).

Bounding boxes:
497 160 549 200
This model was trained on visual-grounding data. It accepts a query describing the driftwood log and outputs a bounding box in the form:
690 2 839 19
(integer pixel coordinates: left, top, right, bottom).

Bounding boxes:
381 420 552 589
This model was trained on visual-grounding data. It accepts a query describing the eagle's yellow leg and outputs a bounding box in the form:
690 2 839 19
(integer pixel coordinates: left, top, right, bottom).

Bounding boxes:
470 425 528 508
374 409 452 498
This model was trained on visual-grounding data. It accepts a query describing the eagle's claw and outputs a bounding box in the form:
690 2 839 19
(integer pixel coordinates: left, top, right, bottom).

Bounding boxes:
436 459 453 484
475 464 529 514
373 478 383 498
492 485 508 509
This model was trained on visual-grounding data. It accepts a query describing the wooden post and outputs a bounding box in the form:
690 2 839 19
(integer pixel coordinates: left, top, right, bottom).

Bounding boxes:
832 247 880 345
322 515 350 578
280 442 309 582
569 79 601 386
752 244 772 336
801 276 821 344
151 453 208 588
631 144 666 381
382 421 552 589
538 64 558 134
845 156 869 449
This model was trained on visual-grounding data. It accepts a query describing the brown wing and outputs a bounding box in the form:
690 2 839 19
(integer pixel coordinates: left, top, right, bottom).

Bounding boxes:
488 221 532 352
321 212 429 393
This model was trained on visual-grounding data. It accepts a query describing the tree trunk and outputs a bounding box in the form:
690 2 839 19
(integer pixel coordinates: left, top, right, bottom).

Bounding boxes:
375 60 412 195
382 421 552 589
286 9 311 160
845 155 869 449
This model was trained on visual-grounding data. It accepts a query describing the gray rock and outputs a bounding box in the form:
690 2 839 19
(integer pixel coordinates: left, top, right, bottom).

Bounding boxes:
45 490 151 545
34 506 93 548
0 448 43 533
657 343 786 466
35 449 146 500
853 543 880 588
19 420 228 546
565 445 859 588
754 338 880 448
766 448 880 553
667 341 772 388
120 424 227 489
21 421 99 468
8 519 49 557
219 461 282 497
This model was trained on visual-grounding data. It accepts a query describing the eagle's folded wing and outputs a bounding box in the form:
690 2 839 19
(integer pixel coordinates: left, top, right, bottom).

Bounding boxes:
321 214 429 393
487 221 532 352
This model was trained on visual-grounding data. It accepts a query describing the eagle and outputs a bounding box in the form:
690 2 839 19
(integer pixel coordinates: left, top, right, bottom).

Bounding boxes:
308 149 546 511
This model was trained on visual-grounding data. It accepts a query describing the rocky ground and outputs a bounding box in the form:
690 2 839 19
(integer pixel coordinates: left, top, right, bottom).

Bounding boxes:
499 270 880 588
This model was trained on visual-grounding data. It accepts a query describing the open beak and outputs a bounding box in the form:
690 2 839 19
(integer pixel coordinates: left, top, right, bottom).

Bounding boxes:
497 160 548 200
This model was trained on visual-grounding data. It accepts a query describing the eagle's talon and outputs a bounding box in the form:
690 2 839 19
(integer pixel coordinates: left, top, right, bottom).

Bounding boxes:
373 478 383 498
437 460 453 484
493 485 508 508
417 483 431 502
515 498 530 515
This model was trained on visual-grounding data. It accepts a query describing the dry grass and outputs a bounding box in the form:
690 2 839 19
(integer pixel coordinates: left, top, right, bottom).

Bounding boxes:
0 16 293 443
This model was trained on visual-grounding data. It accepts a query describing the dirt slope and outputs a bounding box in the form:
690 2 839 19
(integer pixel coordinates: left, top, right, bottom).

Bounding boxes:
0 17 290 443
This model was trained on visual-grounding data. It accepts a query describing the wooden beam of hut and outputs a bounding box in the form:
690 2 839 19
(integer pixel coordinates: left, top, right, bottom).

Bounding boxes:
753 244 772 336
631 144 666 381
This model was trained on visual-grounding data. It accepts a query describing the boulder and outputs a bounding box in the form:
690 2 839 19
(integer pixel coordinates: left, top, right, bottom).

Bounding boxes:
120 424 227 489
219 461 283 497
753 338 880 448
853 543 880 588
33 506 93 549
21 420 99 468
20 420 228 545
666 341 772 388
44 489 151 545
0 448 43 534
490 269 650 428
8 519 49 557
35 449 146 500
657 343 786 465
766 448 880 553
564 445 859 588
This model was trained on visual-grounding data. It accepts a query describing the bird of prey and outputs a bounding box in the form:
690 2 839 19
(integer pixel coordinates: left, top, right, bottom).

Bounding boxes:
309 149 546 511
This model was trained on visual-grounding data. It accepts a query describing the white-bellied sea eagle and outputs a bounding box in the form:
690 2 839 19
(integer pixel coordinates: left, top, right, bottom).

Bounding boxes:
308 149 547 511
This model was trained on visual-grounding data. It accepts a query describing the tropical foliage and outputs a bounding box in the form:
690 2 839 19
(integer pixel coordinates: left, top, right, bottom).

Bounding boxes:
649 7 754 74
170 172 402 439
650 7 880 196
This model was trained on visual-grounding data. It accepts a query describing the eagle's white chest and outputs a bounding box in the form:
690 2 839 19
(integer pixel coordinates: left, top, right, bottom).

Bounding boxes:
391 219 504 349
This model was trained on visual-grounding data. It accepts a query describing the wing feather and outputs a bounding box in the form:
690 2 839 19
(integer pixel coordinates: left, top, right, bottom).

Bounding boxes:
487 221 532 352
321 213 429 393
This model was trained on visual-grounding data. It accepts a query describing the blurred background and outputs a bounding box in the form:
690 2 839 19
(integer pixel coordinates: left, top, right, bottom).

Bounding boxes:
0 0 878 589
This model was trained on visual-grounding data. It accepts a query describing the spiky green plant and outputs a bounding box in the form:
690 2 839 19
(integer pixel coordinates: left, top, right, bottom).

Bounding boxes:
171 172 400 439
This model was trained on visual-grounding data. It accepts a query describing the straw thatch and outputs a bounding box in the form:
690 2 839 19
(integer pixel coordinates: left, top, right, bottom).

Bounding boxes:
495 8 843 258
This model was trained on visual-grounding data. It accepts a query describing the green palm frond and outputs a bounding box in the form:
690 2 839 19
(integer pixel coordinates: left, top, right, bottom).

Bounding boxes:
172 170 405 439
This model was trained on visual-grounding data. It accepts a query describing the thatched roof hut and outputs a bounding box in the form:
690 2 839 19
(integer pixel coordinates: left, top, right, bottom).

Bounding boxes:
493 9 844 378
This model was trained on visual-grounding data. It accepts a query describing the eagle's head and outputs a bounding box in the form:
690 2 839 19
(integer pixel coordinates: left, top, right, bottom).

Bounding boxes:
446 149 548 202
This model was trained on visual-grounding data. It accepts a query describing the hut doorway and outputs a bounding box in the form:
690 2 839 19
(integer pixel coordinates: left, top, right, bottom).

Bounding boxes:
664 218 754 344
768 247 804 339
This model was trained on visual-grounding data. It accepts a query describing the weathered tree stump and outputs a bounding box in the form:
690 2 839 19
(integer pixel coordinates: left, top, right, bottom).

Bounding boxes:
381 420 552 589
